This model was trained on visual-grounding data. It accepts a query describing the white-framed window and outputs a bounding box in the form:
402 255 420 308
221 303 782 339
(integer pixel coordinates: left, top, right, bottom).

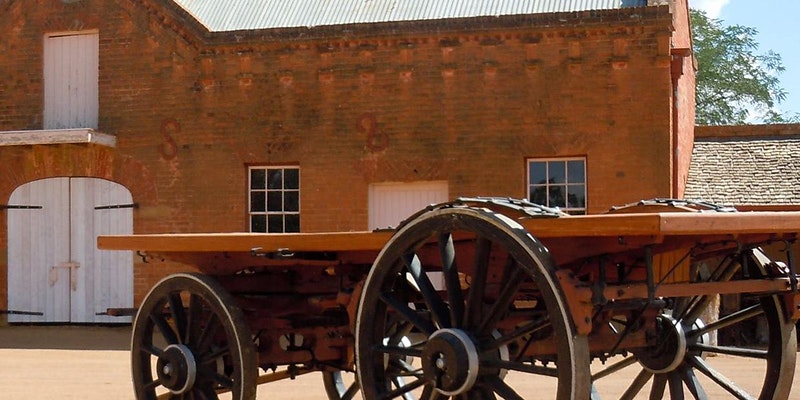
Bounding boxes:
248 166 300 232
527 158 586 215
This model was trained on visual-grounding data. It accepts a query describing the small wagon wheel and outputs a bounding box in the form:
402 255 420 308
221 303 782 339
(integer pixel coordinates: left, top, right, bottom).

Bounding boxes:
355 206 590 400
132 272 257 400
590 249 797 399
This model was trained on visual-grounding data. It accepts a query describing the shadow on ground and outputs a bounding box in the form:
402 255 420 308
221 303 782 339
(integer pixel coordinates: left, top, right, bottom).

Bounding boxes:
0 324 131 350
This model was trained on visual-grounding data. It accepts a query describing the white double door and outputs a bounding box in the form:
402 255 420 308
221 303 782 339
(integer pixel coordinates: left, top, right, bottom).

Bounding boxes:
7 177 133 323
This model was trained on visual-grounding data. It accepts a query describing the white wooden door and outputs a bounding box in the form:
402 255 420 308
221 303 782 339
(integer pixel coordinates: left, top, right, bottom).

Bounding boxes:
7 178 71 322
7 178 133 323
44 32 99 129
368 181 449 230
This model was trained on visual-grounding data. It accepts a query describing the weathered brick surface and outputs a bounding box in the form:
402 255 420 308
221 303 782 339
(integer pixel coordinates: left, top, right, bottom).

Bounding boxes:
0 0 689 307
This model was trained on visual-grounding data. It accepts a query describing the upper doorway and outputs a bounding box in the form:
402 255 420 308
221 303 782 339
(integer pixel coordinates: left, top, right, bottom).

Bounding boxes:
7 177 133 323
44 31 99 130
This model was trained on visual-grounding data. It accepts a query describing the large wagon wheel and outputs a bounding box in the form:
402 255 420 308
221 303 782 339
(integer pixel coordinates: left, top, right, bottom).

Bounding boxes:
590 249 797 399
355 206 590 400
132 272 257 400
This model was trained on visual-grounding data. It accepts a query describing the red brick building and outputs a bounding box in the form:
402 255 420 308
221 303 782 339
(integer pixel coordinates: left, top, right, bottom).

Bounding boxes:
0 0 695 322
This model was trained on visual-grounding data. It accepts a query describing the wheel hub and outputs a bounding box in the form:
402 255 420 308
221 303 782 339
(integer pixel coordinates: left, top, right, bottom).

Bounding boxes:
421 329 479 396
156 344 197 394
637 315 687 373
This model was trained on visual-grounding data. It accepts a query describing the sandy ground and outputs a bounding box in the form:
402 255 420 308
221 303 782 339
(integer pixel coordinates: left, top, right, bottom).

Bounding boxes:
0 325 798 399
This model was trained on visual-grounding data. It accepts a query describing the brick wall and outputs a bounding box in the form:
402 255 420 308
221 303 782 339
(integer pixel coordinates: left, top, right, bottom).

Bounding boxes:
0 0 683 307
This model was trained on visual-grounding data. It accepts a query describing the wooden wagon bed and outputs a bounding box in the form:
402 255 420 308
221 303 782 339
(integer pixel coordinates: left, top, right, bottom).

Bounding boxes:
98 199 800 400
99 209 800 252
98 209 800 272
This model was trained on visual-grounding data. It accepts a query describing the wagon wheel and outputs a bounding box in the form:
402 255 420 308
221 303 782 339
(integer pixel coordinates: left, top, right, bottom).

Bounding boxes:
355 206 590 400
132 272 257 400
590 249 797 399
323 370 362 400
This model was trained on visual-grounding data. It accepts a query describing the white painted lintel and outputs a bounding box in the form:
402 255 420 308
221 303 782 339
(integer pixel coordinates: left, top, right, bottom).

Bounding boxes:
0 128 116 148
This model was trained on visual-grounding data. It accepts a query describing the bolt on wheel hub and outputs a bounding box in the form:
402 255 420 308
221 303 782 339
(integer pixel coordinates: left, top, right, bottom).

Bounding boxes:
156 344 197 394
421 329 479 396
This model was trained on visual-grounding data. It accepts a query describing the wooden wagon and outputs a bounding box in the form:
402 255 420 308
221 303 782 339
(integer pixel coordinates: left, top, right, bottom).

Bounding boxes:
97 198 800 400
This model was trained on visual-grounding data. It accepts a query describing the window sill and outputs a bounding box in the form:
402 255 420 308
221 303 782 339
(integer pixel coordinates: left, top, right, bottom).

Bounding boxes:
0 128 116 148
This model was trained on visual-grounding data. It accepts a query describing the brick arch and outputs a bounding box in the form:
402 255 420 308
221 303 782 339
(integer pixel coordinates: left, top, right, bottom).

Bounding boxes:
0 145 158 210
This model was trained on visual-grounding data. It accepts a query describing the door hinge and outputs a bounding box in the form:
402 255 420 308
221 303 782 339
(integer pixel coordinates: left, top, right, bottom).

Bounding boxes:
1 204 43 210
94 203 138 210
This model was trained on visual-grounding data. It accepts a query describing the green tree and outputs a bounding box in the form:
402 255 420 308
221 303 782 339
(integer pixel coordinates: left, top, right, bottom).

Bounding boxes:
691 9 798 125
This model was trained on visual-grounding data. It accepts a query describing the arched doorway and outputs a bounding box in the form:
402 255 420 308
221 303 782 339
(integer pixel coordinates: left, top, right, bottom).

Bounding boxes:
7 177 133 323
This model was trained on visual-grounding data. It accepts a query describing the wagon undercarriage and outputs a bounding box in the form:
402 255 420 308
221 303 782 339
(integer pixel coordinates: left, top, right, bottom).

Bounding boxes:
98 198 800 400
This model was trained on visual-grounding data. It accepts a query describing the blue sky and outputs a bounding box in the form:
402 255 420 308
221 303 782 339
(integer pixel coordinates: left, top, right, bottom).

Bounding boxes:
692 0 800 119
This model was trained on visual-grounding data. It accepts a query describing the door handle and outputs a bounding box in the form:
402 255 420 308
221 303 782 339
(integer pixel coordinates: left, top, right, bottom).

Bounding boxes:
50 262 80 291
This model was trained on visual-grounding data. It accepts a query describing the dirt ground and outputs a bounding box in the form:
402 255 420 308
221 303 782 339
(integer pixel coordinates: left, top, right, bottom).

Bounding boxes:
0 325 798 399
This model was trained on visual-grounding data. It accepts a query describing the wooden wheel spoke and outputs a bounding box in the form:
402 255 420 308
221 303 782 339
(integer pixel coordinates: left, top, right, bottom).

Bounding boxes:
667 372 685 400
482 317 551 353
137 343 163 357
185 293 204 346
197 384 220 400
195 312 222 352
619 368 653 400
591 355 637 380
376 344 424 358
380 376 428 400
151 310 179 345
649 374 668 400
420 384 440 400
686 355 756 400
167 292 188 344
689 343 768 359
143 378 162 392
680 295 713 327
439 232 465 328
678 364 708 400
155 391 176 400
389 358 423 378
478 259 522 335
483 374 523 400
688 303 763 339
198 364 235 389
464 237 491 329
199 345 231 364
379 292 436 335
341 381 361 400
404 253 451 328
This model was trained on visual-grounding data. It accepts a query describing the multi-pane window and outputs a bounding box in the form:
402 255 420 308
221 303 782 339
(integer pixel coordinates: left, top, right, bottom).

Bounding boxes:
528 158 586 214
249 167 300 232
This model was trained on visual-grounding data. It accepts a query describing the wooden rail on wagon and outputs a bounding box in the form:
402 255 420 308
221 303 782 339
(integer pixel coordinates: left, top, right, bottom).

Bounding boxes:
98 198 800 400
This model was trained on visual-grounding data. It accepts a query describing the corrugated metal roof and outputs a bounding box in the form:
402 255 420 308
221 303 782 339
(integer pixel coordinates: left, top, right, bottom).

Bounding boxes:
173 0 649 32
